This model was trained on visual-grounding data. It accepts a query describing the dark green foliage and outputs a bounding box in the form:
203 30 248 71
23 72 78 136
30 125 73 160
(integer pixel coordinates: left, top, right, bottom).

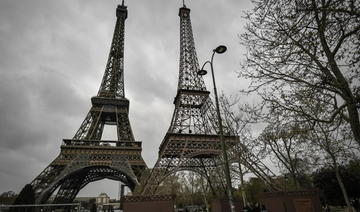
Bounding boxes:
79 198 96 210
344 160 360 201
90 203 97 212
313 160 360 206
0 191 17 204
243 177 268 205
281 173 313 191
313 167 342 205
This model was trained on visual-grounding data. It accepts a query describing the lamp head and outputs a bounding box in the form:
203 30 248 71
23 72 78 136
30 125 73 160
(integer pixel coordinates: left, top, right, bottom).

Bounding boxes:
214 45 227 54
197 69 208 76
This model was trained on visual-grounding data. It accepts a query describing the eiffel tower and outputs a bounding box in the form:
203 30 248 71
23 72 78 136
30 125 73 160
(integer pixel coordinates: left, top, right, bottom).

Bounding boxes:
140 3 239 195
29 2 147 203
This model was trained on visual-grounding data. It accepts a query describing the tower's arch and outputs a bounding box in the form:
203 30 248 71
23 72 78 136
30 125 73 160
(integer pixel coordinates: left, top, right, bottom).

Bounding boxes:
35 165 137 203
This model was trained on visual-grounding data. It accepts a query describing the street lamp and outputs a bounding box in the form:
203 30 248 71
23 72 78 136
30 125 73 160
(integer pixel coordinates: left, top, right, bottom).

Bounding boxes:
198 45 235 212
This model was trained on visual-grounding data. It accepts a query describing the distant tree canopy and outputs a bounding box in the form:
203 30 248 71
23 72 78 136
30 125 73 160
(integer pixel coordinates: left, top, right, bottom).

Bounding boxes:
313 160 360 205
90 202 97 212
242 177 268 205
0 191 17 205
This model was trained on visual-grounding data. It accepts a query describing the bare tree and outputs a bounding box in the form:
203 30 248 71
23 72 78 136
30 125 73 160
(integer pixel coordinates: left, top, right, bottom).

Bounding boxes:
259 122 315 189
240 0 360 145
220 95 283 193
308 119 359 212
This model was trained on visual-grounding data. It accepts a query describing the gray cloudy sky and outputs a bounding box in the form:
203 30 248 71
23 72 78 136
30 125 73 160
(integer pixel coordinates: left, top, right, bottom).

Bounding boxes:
0 0 253 198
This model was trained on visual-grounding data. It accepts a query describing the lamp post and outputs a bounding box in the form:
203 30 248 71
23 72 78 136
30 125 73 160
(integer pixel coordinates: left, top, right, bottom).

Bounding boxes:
198 45 235 212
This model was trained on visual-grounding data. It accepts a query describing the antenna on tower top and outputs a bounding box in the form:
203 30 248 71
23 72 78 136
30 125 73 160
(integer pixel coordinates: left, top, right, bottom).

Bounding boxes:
122 0 125 6
182 0 186 7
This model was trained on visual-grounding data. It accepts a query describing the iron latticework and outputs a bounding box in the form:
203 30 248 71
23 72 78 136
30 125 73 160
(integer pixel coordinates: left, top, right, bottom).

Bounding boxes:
171 6 213 135
140 5 239 195
29 2 147 203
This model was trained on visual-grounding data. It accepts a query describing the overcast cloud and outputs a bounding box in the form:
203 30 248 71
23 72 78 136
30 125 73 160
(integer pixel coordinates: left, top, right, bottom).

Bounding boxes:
0 0 253 198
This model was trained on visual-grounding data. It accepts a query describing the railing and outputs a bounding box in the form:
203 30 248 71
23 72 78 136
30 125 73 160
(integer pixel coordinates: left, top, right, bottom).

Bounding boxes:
62 139 142 148
0 203 81 212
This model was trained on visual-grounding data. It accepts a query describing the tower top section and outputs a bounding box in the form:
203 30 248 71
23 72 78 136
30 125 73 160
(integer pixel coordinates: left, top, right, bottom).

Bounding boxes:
177 4 206 91
117 1 127 19
97 2 128 98
178 5 190 17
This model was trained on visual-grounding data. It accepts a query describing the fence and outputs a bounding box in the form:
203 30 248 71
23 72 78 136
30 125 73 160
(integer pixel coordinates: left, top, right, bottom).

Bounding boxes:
0 203 81 212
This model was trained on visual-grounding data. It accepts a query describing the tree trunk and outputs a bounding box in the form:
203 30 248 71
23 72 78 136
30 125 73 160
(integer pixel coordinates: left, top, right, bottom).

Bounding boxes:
291 172 300 190
200 176 210 212
347 102 360 146
334 165 354 212
238 163 247 206
201 188 210 212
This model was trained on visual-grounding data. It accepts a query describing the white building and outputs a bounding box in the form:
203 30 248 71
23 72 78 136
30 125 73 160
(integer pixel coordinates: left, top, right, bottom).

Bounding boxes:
96 193 110 205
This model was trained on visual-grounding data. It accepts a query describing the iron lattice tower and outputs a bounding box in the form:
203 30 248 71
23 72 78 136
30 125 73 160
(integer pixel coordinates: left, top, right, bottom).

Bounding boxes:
140 5 239 195
29 2 147 203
